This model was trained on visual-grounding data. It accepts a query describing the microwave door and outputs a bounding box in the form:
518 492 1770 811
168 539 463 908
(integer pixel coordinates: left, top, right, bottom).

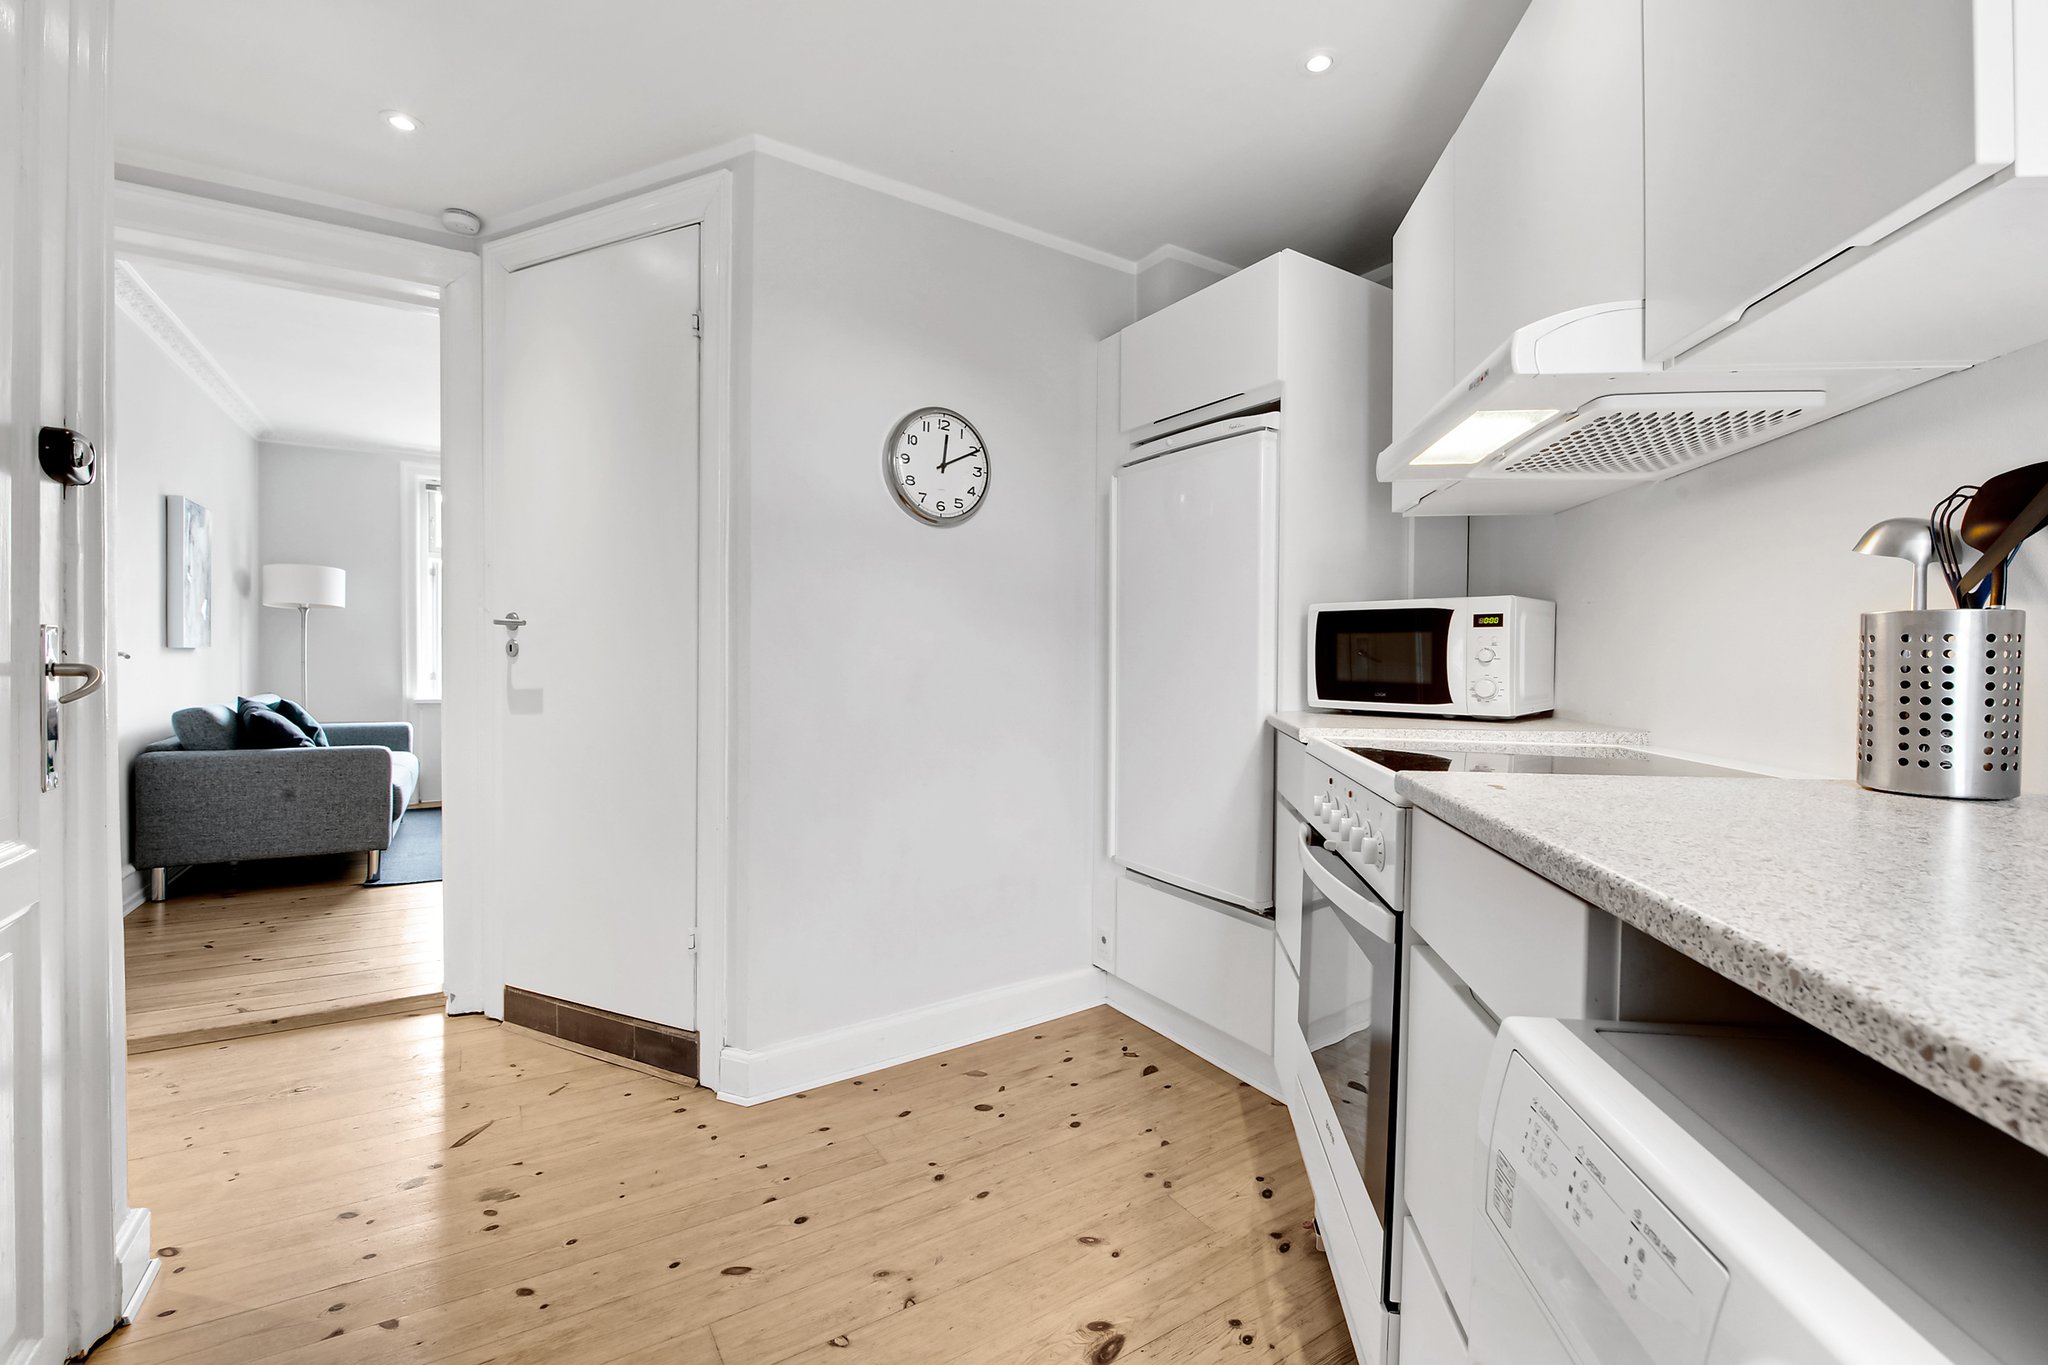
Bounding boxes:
1313 606 1454 709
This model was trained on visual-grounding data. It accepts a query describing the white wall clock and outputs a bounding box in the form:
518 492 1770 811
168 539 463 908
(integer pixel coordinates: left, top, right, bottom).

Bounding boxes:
885 407 989 526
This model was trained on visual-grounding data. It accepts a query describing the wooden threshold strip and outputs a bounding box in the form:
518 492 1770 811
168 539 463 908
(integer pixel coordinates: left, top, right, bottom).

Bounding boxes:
504 984 700 1081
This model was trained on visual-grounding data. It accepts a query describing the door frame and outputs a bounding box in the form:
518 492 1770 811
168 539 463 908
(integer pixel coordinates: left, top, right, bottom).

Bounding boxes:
477 171 733 1092
104 177 484 1274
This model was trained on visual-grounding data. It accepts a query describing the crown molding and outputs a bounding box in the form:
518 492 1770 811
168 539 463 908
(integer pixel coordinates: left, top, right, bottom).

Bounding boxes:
259 431 442 459
118 137 1248 283
1132 242 1239 277
116 150 473 248
113 260 266 437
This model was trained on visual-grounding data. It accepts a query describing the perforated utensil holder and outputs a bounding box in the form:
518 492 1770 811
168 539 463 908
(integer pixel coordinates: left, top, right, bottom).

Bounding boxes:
1859 608 2024 799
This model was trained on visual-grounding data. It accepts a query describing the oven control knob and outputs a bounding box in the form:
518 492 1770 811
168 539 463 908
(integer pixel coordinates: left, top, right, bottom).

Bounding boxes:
1475 646 1497 665
1472 677 1499 701
1362 833 1385 868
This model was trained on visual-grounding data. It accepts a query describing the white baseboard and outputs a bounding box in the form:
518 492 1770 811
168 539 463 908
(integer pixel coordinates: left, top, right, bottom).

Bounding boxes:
120 867 145 916
116 1206 155 1322
1106 976 1282 1100
716 966 1107 1106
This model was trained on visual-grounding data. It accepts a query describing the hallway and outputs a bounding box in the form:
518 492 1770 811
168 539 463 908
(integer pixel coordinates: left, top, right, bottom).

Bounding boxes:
96 1006 1353 1363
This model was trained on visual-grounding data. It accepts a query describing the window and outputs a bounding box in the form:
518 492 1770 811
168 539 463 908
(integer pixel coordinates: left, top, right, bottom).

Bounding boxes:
410 476 443 701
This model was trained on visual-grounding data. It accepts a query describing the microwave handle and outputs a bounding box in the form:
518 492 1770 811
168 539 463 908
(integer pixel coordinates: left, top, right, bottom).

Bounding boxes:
1297 827 1399 944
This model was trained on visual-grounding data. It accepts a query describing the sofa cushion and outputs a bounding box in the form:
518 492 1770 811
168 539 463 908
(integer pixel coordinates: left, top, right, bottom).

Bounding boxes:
237 700 315 749
269 697 330 747
389 750 422 820
170 704 238 752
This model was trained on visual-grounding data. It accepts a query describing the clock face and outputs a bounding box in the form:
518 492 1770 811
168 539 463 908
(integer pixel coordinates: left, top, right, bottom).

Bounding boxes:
885 408 988 525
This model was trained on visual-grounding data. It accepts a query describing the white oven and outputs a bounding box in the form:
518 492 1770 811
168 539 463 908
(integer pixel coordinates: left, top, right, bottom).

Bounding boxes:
1273 739 1410 1362
1307 596 1555 719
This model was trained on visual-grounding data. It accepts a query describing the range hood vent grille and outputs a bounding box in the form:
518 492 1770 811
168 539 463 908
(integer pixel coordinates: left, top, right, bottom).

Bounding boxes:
1497 393 1823 478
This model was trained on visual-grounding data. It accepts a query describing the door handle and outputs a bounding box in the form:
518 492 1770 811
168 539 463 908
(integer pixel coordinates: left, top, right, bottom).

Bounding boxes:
493 612 524 658
1297 828 1399 942
47 661 104 704
39 625 100 791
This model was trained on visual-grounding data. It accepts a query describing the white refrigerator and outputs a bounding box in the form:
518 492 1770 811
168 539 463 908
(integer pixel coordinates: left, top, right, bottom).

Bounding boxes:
1111 416 1281 910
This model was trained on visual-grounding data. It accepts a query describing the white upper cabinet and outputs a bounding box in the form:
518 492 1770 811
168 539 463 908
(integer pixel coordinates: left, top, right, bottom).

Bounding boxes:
1118 255 1281 433
1391 148 1455 441
1381 0 2048 515
1644 0 2017 362
1449 0 1642 379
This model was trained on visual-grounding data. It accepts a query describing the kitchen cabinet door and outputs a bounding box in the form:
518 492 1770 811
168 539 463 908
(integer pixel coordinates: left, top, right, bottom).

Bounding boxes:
1392 146 1455 444
1409 812 1602 1021
1399 940 1497 1330
1113 873 1275 1051
1118 256 1280 433
1643 0 2015 361
1450 0 1642 378
1399 1219 1469 1365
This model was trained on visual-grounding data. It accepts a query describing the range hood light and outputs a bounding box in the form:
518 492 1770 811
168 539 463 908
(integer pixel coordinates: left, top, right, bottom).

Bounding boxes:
1409 408 1560 466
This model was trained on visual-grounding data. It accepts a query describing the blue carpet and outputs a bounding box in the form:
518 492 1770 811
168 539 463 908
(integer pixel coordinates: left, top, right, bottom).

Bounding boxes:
372 807 442 886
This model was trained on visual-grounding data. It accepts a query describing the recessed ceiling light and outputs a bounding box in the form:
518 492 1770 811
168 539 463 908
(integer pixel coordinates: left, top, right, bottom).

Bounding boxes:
1304 52 1334 74
382 110 421 133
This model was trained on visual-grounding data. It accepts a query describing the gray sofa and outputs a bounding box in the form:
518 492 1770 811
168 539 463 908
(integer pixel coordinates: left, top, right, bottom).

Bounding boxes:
132 704 420 901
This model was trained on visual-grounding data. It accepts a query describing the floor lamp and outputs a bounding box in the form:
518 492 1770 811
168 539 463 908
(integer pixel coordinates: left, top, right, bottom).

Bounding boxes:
262 564 346 706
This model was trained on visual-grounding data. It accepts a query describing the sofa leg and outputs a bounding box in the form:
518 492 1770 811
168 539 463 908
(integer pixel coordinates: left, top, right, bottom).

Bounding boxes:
365 850 382 885
146 868 167 903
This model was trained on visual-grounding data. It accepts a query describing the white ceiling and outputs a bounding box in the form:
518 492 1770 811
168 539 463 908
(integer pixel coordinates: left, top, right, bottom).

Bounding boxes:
110 0 1528 271
121 258 440 453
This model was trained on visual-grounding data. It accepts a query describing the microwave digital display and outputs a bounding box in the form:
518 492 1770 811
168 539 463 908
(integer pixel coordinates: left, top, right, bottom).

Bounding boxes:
1472 612 1504 628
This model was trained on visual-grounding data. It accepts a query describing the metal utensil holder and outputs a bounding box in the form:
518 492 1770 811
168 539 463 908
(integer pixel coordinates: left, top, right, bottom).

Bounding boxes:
1858 608 2024 799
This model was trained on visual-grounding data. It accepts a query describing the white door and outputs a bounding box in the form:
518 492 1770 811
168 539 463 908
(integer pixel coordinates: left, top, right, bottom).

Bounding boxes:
1111 428 1277 909
486 224 700 1030
3 0 111 1356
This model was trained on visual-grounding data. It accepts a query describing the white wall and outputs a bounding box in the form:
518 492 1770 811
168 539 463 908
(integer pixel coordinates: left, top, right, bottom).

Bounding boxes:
1469 339 2048 787
112 308 261 892
257 442 442 799
1135 256 1230 319
728 155 1132 1058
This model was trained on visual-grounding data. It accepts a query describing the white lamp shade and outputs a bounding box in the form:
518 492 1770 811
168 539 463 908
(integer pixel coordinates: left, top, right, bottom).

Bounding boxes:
262 563 346 610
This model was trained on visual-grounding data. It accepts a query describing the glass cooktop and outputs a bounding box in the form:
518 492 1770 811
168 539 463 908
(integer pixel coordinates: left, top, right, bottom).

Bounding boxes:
1341 745 1755 778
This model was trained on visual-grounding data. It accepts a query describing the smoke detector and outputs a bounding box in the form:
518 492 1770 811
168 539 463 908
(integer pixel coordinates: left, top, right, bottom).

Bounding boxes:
441 208 484 237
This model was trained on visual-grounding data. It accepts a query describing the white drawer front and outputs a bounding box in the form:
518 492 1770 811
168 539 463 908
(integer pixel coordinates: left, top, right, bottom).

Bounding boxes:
1400 940 1497 1328
1399 1217 1469 1365
1114 873 1274 1050
1410 812 1598 1020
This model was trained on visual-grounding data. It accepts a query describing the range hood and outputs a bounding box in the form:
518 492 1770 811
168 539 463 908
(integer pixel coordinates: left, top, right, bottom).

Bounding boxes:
1379 301 1957 516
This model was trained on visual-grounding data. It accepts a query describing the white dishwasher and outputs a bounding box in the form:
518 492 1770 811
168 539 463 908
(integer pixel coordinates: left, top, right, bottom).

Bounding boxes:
1473 1018 2048 1365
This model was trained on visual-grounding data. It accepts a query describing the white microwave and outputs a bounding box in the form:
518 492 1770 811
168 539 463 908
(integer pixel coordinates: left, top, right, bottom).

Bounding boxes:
1306 596 1556 718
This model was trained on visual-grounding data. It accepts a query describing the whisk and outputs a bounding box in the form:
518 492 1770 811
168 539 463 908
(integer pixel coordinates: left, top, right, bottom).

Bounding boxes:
1932 484 1989 607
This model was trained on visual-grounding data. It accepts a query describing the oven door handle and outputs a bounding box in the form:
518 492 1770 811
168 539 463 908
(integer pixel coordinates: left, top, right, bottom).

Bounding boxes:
1297 827 1399 943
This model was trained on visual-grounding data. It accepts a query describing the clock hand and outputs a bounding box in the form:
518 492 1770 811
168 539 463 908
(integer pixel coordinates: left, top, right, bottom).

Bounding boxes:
939 446 981 473
941 433 950 470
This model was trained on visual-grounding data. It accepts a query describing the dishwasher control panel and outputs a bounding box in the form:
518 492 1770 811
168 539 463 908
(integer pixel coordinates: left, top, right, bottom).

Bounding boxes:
1486 1052 1730 1365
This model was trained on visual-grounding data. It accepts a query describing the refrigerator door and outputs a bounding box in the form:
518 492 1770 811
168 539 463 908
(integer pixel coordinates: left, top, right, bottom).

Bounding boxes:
1112 427 1278 908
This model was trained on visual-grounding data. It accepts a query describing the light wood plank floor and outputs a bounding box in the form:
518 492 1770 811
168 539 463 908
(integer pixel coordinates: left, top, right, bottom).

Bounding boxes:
124 856 443 1053
95 1005 1356 1364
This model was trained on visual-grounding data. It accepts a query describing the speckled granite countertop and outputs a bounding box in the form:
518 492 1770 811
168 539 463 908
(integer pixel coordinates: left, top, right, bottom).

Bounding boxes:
1270 711 1649 747
1397 772 2048 1156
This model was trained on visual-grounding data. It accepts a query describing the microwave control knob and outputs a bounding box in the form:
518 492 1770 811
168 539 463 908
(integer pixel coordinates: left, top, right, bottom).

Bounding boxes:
1472 677 1499 701
1475 646 1497 665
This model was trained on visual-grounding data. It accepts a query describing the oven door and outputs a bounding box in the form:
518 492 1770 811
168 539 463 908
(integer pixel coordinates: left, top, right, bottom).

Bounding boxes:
1292 824 1403 1306
1312 605 1455 709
